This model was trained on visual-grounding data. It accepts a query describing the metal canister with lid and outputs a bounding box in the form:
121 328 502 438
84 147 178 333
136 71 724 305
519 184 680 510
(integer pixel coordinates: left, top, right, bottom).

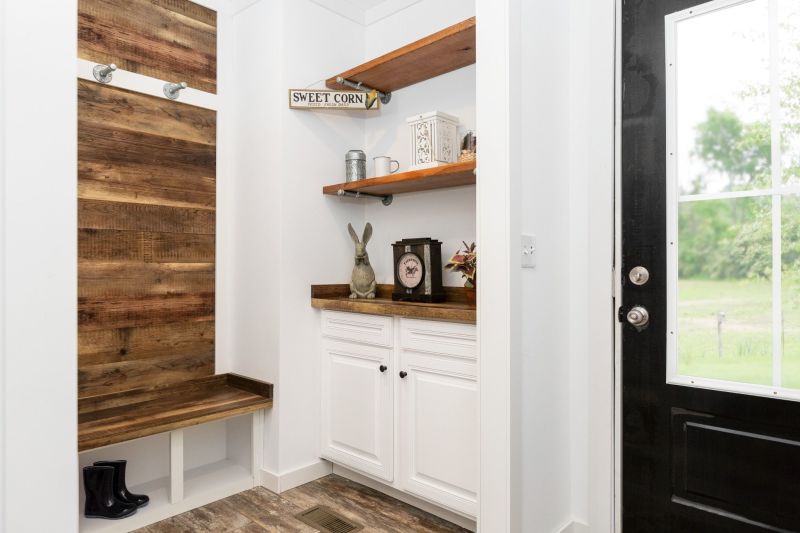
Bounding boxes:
345 150 367 182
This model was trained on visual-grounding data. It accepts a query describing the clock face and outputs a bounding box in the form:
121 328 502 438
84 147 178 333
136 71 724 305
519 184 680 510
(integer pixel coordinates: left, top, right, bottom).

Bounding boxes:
397 252 424 289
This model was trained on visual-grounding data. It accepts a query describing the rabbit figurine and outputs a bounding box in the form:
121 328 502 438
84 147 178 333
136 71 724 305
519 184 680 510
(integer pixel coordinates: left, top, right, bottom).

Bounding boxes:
348 222 377 299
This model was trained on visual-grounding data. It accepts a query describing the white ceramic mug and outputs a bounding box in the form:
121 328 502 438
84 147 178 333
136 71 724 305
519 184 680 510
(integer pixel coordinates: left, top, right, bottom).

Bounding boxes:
374 156 400 177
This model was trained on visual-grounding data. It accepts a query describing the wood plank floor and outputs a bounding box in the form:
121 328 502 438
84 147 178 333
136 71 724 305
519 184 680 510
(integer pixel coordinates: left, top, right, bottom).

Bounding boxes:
135 474 471 532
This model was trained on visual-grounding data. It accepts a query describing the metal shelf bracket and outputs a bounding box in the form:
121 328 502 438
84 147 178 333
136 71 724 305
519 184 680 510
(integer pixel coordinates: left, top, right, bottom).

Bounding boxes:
336 189 393 206
335 77 392 106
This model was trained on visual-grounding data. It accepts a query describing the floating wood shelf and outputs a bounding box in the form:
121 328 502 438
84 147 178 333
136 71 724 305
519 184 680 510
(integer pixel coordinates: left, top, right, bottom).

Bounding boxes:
311 284 476 324
323 160 476 198
78 373 273 451
326 17 476 94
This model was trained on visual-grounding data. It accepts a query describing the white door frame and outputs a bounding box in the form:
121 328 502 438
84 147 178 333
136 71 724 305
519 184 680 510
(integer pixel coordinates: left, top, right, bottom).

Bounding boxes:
614 0 624 529
475 0 516 530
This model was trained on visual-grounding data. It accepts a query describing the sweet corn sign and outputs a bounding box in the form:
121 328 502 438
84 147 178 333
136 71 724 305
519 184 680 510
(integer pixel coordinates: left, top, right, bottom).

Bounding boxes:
288 89 380 110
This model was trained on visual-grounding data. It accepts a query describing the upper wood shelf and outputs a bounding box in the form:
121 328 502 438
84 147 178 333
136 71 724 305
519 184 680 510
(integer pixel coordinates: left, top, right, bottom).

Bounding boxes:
323 160 476 198
312 284 476 324
78 373 273 451
326 17 476 94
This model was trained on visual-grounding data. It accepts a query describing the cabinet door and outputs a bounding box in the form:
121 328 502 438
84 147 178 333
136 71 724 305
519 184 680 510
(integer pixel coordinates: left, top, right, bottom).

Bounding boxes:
321 339 393 481
398 350 478 516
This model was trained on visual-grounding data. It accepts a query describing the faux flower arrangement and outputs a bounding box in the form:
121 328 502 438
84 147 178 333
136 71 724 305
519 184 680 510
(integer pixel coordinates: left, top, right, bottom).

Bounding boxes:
445 241 477 288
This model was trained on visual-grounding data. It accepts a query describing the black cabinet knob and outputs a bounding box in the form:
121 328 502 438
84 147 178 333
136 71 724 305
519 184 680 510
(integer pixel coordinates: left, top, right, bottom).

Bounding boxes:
399 371 408 379
379 365 387 373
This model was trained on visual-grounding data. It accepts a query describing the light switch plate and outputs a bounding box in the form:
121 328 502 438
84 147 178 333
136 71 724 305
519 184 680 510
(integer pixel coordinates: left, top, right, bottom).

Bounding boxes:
522 234 536 268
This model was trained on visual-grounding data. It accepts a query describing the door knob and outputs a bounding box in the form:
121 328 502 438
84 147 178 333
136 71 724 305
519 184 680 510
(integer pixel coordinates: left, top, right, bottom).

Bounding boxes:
399 371 407 379
626 306 650 329
379 365 387 373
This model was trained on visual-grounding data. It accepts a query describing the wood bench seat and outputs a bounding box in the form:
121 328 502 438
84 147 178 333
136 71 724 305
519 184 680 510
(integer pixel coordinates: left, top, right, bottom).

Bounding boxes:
78 373 273 452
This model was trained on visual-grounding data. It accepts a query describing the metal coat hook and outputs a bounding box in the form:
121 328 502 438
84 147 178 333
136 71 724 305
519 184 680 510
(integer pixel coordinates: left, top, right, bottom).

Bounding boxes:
93 63 117 84
336 77 392 106
163 81 188 100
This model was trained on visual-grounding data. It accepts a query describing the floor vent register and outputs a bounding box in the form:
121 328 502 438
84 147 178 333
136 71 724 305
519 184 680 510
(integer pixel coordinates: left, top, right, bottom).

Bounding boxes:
295 505 364 533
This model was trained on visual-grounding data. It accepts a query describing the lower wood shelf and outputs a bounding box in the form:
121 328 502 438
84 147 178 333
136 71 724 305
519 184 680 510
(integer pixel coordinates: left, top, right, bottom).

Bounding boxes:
311 284 476 323
322 160 476 198
79 460 254 533
78 373 273 452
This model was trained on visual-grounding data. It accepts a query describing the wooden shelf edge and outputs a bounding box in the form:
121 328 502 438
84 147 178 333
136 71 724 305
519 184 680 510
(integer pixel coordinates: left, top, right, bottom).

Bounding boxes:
322 160 476 197
311 284 476 324
326 17 476 93
78 373 273 452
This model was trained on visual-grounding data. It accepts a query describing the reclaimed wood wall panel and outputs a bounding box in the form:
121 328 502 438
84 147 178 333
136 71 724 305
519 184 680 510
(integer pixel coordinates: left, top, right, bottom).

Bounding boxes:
79 229 216 263
78 0 217 93
79 352 215 398
79 262 215 298
78 321 215 366
78 199 215 234
78 82 216 145
78 77 216 398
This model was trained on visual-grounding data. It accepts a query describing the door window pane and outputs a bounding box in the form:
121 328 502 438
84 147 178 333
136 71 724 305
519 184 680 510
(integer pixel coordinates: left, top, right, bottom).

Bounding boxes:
668 0 800 398
678 197 773 385
676 0 771 196
780 0 800 185
783 195 800 387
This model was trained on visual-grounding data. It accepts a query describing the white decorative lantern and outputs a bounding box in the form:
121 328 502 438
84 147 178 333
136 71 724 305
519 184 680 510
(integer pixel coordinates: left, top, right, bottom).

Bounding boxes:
406 111 459 170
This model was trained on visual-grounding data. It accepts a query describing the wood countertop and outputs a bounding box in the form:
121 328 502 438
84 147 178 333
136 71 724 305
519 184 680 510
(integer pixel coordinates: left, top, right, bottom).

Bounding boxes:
311 284 476 324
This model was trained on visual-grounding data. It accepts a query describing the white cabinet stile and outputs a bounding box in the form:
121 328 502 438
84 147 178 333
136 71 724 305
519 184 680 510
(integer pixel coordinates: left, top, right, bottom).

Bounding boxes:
319 310 477 518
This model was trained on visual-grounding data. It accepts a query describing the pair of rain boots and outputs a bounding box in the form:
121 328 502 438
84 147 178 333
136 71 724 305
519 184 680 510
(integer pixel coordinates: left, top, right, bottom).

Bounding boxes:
83 460 149 520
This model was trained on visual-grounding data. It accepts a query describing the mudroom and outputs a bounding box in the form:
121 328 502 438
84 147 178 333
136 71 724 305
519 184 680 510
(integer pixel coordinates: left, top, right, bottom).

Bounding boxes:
13 0 800 531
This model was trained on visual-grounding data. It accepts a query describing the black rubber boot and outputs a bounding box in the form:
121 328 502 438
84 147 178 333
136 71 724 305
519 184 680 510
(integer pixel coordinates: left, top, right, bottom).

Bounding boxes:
93 460 150 508
83 465 138 520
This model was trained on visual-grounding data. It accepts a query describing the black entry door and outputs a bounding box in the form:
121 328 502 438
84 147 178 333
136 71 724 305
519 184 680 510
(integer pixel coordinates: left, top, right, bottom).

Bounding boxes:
621 0 800 531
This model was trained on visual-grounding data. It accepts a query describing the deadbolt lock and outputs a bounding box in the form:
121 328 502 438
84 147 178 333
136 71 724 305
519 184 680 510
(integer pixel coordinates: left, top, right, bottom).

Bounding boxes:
629 266 650 286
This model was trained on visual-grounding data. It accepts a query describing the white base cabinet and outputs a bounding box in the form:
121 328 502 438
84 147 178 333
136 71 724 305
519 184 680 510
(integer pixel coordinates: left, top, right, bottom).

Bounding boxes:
321 338 394 481
320 311 478 518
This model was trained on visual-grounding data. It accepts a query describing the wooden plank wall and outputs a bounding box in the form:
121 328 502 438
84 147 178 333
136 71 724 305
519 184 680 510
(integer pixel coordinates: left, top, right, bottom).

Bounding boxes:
79 0 217 93
77 0 217 398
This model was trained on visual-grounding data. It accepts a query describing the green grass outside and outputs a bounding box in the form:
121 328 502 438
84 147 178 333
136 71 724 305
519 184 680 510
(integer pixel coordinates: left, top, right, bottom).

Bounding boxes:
678 278 800 388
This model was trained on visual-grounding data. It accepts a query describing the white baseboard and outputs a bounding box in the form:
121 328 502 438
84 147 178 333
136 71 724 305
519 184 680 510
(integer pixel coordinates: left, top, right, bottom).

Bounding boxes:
333 464 477 532
259 459 333 493
558 520 590 533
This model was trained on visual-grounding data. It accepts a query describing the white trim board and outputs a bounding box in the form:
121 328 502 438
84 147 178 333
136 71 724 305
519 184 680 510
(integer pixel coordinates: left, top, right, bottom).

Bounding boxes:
332 464 477 532
475 0 515 529
76 58 218 111
259 460 333 494
614 0 624 530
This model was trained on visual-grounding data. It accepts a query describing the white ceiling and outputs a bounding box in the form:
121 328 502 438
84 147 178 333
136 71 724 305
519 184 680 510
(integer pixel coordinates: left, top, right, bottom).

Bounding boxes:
344 0 391 10
309 0 421 25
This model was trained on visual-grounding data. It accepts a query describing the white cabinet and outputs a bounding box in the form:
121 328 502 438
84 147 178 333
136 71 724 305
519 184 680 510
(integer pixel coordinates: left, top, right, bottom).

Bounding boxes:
320 311 477 518
321 338 394 481
398 349 478 516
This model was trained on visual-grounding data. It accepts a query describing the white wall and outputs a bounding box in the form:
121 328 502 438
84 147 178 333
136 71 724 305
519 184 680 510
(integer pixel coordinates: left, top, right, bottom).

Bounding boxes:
229 0 478 482
567 0 616 530
513 0 617 531
363 1 476 286
229 0 366 477
1 0 79 531
516 0 574 529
